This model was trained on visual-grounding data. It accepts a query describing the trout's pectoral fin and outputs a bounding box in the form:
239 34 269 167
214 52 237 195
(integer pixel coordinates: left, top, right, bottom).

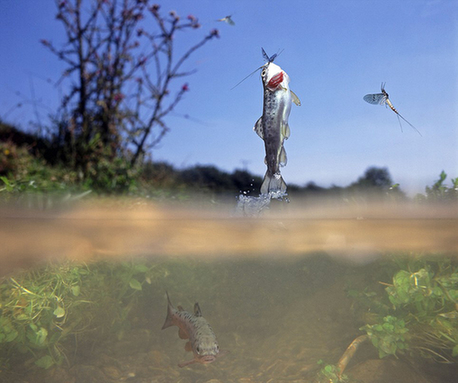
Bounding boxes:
178 328 189 339
254 117 264 139
194 302 202 317
184 341 193 352
178 358 197 368
279 146 287 167
291 90 301 106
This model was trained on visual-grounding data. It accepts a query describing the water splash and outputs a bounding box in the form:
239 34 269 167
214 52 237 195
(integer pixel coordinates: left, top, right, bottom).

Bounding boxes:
235 194 271 217
235 191 289 217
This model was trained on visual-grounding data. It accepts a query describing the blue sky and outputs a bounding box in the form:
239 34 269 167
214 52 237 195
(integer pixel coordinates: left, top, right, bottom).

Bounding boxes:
0 0 457 195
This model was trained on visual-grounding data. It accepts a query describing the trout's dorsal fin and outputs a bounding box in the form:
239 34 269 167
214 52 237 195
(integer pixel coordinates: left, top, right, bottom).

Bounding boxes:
291 90 301 106
254 117 263 139
177 305 185 311
194 303 202 317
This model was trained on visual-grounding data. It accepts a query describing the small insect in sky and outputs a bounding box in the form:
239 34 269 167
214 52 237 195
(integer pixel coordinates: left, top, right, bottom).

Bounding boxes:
216 15 235 25
363 83 422 136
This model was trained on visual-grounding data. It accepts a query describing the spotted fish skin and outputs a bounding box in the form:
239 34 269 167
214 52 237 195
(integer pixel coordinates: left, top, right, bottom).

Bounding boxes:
162 292 220 368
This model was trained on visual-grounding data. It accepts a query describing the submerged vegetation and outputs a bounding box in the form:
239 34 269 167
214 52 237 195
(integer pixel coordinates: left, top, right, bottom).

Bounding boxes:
0 261 161 369
312 256 458 383
348 256 458 367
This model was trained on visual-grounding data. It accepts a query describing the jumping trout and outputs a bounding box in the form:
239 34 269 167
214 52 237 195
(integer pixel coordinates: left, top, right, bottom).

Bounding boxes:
254 53 301 197
161 291 221 368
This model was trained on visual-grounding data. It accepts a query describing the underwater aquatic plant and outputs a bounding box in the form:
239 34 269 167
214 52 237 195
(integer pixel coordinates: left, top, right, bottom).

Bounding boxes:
0 260 162 369
351 256 458 362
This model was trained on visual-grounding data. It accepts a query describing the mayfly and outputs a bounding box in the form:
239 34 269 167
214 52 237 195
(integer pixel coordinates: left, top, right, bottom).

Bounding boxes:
262 47 278 63
216 15 235 25
363 83 422 136
231 47 280 90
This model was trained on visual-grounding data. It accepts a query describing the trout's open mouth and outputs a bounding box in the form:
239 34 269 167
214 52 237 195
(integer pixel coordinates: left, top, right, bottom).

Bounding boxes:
199 355 216 364
267 72 284 90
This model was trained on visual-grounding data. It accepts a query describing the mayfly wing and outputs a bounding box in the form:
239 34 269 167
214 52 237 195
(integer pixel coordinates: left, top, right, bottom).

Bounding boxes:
363 93 387 105
262 47 270 61
226 16 235 25
261 47 277 63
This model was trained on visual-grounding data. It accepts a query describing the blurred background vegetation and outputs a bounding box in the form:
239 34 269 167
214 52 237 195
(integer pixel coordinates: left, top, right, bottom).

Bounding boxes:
2 120 457 204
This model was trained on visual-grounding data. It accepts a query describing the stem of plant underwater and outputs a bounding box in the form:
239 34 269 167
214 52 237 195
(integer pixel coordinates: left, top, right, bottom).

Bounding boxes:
336 334 369 378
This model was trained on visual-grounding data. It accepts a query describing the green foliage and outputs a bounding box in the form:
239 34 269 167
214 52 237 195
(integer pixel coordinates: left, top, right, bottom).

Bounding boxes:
362 316 408 358
353 256 458 362
0 141 78 194
415 171 458 202
345 166 406 202
0 260 164 369
2 123 457 203
316 360 349 383
0 263 89 368
82 152 138 193
351 166 393 190
178 165 262 195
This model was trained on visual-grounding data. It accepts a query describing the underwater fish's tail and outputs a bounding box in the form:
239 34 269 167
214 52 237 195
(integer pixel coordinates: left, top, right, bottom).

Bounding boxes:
260 171 287 197
161 291 175 330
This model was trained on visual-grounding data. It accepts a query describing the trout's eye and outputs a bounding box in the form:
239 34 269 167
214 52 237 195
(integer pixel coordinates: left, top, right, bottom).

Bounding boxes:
216 345 220 352
261 69 267 77
196 346 201 354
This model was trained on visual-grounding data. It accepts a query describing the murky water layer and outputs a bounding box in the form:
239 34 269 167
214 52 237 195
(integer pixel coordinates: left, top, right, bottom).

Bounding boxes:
1 200 457 274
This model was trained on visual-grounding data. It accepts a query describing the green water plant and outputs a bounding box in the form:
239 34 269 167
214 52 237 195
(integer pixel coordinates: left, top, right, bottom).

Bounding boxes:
352 256 458 362
316 360 350 383
0 263 89 368
0 260 163 369
361 316 408 358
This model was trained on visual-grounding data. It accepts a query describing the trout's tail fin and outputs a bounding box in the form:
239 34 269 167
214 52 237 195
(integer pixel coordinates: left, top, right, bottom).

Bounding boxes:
260 172 287 197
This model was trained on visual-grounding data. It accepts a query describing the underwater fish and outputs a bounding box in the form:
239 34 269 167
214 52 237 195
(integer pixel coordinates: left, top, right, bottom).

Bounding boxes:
162 291 221 368
363 83 422 136
254 49 301 197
